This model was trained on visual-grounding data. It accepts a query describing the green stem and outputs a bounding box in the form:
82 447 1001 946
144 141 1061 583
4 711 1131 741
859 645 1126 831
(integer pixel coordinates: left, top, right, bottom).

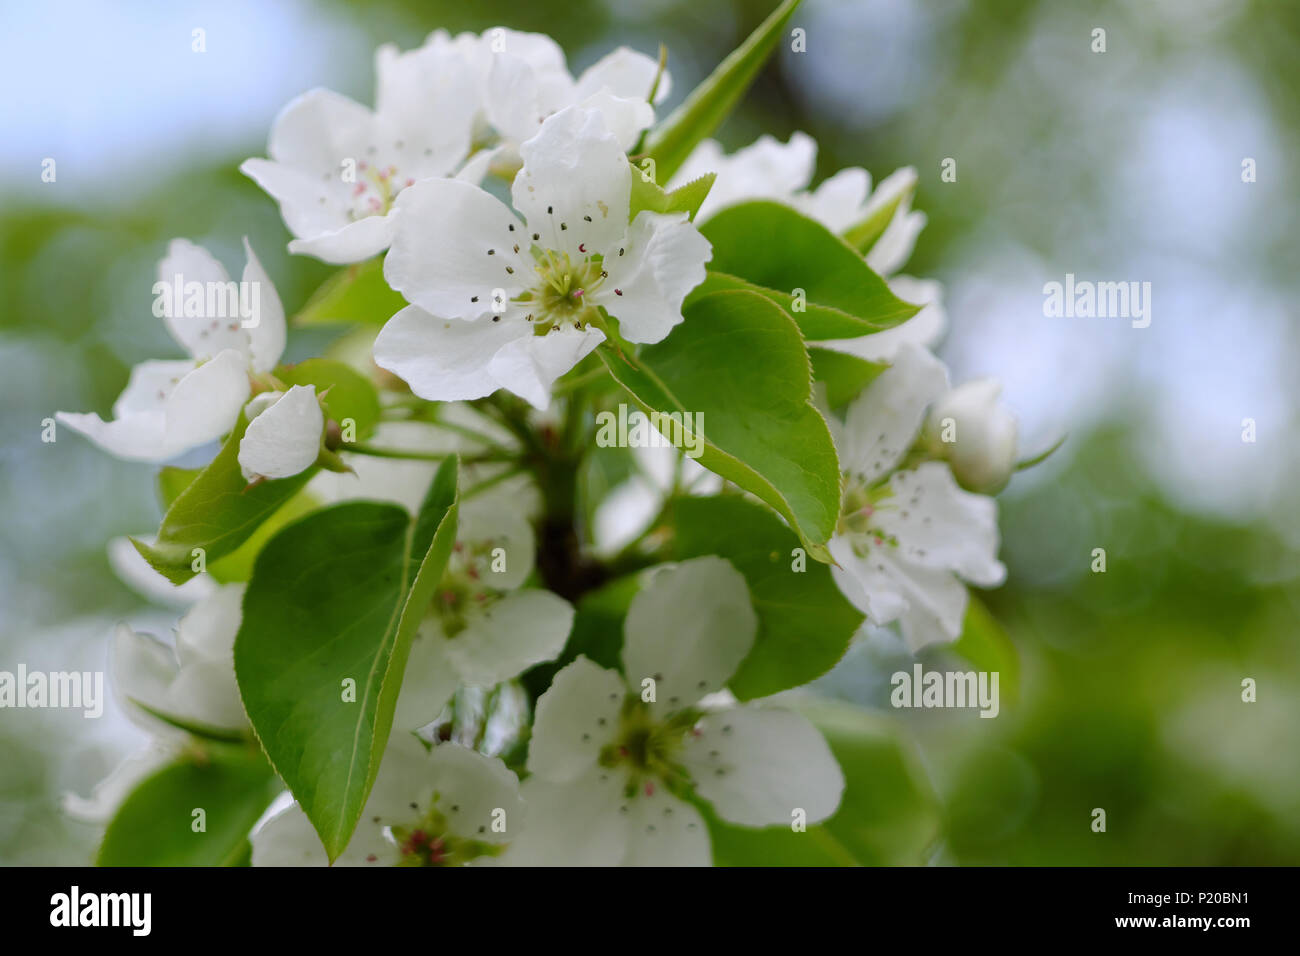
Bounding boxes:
345 444 511 465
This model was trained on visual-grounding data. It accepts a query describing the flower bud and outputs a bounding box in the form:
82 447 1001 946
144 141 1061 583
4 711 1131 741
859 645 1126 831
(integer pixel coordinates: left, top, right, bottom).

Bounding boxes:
927 379 1017 494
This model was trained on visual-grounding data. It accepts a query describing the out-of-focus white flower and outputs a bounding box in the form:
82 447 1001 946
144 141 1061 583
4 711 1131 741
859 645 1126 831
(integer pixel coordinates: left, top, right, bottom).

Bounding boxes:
252 735 522 866
396 502 572 731
825 346 1006 651
375 106 711 409
111 583 248 734
57 239 285 462
241 43 480 264
927 379 1019 495
672 133 941 362
501 557 844 866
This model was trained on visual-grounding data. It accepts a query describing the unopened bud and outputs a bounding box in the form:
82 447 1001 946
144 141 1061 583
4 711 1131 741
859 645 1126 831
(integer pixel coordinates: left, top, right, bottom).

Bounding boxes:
928 379 1017 494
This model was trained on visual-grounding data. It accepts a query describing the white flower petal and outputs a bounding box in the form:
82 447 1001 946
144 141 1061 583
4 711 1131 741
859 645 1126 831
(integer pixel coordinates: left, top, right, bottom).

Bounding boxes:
447 590 574 688
874 463 1006 587
575 90 654 151
512 106 631 262
373 304 531 404
526 656 625 783
841 342 947 481
161 658 246 730
175 583 245 667
596 210 711 344
62 741 179 823
240 158 352 241
237 385 323 481
239 238 286 373
111 359 198 418
575 47 667 104
111 624 176 722
498 770 628 866
622 557 756 717
828 533 910 625
621 788 710 866
795 166 872 233
265 87 377 172
154 239 247 360
165 348 251 448
890 556 972 651
867 208 926 277
486 324 605 410
55 408 169 463
383 178 527 319
458 501 536 590
253 802 394 867
372 43 475 177
287 213 398 265
485 52 555 148
394 621 460 731
679 132 817 221
425 744 522 844
683 705 844 827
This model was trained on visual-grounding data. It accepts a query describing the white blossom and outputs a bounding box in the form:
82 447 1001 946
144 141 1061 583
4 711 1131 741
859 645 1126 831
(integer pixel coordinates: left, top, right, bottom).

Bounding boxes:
56 239 285 463
395 501 572 731
501 557 844 866
241 43 480 264
252 735 522 866
826 345 1006 650
375 106 710 409
110 583 249 734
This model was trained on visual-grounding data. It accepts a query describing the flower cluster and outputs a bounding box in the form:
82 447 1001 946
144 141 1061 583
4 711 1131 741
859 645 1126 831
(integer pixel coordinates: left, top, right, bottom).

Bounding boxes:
60 11 1029 868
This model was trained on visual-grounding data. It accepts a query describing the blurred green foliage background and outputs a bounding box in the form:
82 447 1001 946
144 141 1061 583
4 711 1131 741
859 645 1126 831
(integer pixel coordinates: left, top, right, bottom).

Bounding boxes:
2 0 1297 864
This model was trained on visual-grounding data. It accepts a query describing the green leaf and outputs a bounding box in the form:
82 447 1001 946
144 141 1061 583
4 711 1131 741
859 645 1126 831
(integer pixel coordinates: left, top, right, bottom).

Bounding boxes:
670 495 862 698
129 700 251 744
277 358 381 440
628 169 716 221
153 462 320 585
707 701 940 866
809 347 885 408
206 489 320 584
134 413 317 585
96 745 279 866
601 290 841 558
694 201 921 338
293 257 407 326
641 0 804 181
950 596 1020 706
234 457 459 861
157 465 200 510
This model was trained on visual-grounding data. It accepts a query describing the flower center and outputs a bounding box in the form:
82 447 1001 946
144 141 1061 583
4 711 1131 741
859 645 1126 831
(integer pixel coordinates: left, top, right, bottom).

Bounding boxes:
599 698 700 799
390 806 502 867
522 249 609 335
348 160 415 220
432 537 507 636
837 477 896 548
